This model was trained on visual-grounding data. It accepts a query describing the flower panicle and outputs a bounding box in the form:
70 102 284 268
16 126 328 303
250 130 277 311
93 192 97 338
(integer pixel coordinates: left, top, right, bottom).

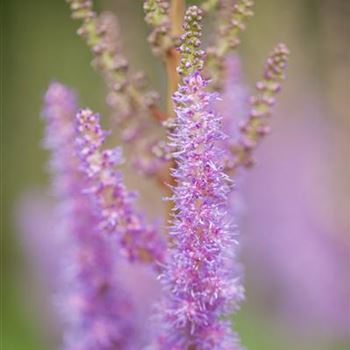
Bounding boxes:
154 71 244 349
206 0 254 89
229 43 290 171
152 6 244 346
42 82 136 350
75 108 166 267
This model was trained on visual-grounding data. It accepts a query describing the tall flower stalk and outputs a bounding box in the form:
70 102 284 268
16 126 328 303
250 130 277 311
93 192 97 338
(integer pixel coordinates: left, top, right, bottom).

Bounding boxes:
152 7 244 349
42 82 137 349
228 43 290 173
75 108 166 267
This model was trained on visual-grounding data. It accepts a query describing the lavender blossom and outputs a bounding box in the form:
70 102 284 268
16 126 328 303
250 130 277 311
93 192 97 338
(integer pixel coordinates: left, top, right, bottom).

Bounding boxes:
152 71 243 350
75 108 166 266
43 82 136 350
151 8 244 345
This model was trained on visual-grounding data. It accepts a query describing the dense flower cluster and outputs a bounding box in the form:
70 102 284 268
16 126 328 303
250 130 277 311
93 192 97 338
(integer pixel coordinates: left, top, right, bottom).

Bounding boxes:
75 108 166 266
42 82 137 349
152 72 244 349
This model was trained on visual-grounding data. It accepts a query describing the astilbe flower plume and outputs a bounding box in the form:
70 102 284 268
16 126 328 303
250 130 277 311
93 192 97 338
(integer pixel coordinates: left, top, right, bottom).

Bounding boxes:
151 8 244 347
75 108 166 267
42 82 137 350
153 72 243 350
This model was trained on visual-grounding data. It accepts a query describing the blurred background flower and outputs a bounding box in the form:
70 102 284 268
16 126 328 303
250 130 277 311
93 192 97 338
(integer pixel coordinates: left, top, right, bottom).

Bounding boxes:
3 0 349 349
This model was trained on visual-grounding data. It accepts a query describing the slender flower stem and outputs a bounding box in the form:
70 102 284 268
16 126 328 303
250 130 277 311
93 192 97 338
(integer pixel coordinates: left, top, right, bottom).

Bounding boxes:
75 108 166 267
170 0 185 37
228 43 290 173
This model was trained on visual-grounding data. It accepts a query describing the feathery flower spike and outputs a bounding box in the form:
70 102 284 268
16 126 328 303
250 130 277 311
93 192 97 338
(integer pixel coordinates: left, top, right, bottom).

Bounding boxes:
42 82 136 350
228 43 290 172
75 108 166 266
206 0 254 89
151 6 244 349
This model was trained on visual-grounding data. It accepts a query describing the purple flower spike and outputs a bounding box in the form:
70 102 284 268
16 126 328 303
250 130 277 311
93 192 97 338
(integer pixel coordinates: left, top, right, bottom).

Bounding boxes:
43 82 137 350
75 108 166 266
151 72 244 349
42 82 78 196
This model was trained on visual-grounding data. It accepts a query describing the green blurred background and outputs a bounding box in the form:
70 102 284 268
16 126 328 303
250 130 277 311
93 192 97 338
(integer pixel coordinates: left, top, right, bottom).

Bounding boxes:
3 0 349 349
